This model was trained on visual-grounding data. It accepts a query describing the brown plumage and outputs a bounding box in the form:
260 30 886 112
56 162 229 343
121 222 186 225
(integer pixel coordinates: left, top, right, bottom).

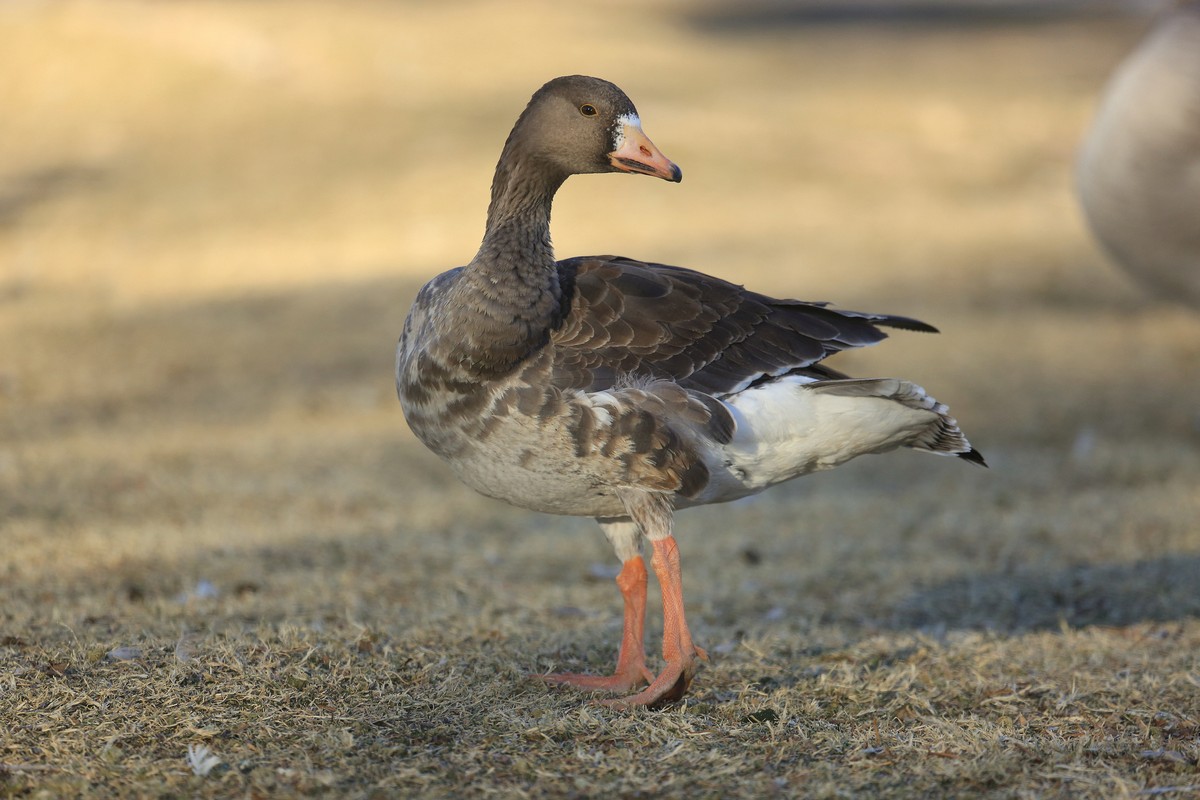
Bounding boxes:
396 75 982 708
550 255 938 395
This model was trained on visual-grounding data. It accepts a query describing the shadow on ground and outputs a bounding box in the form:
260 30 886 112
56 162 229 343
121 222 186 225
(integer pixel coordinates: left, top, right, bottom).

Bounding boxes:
890 555 1200 633
0 164 106 230
2 275 424 444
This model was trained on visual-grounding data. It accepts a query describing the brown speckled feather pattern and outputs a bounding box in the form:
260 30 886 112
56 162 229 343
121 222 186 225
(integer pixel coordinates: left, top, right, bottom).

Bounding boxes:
396 252 952 518
397 260 731 514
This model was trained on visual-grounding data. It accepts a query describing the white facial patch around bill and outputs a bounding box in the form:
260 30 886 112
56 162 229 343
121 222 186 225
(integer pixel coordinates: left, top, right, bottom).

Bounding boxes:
612 113 642 147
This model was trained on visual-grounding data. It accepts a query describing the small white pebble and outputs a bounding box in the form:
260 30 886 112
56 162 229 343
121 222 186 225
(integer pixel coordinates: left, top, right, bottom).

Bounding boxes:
105 646 143 661
186 743 221 777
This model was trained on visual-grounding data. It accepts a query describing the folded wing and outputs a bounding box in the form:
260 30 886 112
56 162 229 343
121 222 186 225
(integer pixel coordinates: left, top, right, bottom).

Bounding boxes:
549 255 935 395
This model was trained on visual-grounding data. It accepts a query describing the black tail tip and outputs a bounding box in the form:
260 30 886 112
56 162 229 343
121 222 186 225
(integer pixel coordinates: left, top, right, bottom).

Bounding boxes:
959 448 988 468
881 314 940 334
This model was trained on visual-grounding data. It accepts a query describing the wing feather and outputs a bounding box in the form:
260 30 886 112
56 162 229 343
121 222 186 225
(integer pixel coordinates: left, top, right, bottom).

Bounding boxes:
548 255 935 395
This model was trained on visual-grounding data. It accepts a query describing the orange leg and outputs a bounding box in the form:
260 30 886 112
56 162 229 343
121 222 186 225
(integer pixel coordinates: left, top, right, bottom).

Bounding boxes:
539 555 655 693
602 535 707 709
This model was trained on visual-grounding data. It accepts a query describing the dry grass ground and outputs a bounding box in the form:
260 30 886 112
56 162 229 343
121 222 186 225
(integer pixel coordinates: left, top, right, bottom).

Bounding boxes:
2 1 1199 797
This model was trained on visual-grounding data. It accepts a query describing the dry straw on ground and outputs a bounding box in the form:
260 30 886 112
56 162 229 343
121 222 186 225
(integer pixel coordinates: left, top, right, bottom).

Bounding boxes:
1 1 1198 798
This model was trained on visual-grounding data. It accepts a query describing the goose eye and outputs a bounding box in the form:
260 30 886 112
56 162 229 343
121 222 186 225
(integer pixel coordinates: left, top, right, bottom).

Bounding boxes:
579 103 598 117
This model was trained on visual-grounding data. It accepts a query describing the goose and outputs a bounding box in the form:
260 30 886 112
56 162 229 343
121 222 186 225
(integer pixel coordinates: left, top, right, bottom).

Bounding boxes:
396 75 984 708
1078 1 1200 308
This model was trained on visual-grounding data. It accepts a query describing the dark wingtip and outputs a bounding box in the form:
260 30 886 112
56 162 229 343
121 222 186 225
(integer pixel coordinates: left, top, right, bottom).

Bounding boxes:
879 315 939 334
959 448 988 468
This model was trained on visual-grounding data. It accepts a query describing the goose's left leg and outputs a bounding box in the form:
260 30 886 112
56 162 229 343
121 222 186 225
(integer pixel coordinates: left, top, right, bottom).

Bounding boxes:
538 520 654 693
603 490 707 709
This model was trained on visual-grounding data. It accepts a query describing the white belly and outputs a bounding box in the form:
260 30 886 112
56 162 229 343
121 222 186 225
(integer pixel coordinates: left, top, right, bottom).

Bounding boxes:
446 419 628 518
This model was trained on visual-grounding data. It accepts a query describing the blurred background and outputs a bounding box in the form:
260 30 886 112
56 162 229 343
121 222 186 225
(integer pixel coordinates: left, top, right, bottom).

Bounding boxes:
2 0 1197 620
